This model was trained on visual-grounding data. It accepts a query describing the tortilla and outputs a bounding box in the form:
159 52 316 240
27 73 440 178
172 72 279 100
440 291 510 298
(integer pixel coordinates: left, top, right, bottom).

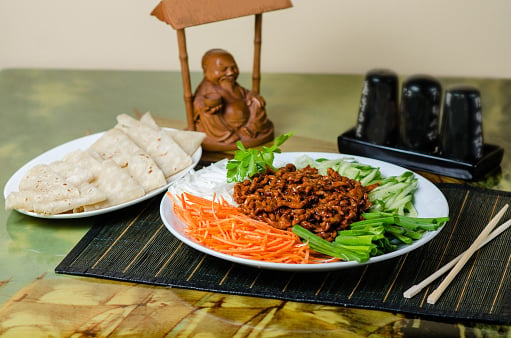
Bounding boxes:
115 114 192 178
5 112 201 215
63 149 104 175
48 160 95 187
139 112 160 130
6 184 106 215
5 163 106 215
139 112 206 155
165 129 206 155
18 164 79 198
90 128 167 193
64 150 146 211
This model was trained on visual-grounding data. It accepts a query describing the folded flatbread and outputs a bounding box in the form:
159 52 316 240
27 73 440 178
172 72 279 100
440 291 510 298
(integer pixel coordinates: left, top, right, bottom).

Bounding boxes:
165 129 206 156
5 113 202 215
139 112 206 155
5 163 106 215
90 128 167 193
63 150 146 211
17 164 80 199
115 114 192 178
48 160 95 187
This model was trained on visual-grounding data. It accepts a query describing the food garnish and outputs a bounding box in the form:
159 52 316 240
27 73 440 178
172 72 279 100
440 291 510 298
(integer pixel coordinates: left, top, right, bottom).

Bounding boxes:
226 132 293 183
170 192 311 264
292 212 449 263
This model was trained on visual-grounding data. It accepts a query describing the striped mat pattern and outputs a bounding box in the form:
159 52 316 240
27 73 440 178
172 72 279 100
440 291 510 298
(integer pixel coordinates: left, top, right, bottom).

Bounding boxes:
56 184 511 324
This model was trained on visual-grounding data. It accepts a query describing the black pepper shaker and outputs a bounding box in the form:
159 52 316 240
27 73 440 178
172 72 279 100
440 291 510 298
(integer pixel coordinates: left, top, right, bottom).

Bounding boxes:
399 75 442 152
440 86 484 162
355 69 399 145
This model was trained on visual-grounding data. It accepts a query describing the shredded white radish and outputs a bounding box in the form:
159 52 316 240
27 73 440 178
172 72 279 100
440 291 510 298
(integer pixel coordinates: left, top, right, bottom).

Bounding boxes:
167 159 236 205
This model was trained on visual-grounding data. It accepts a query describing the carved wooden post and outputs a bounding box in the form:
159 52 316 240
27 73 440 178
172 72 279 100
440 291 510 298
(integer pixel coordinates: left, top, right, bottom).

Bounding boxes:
176 28 195 131
252 13 262 94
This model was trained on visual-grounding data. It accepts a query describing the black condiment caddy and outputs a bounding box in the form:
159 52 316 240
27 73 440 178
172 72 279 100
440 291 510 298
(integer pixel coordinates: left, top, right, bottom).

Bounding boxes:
337 70 504 180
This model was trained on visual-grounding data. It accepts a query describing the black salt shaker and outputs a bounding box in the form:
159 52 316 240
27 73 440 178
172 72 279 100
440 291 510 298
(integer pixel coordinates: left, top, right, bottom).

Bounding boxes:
440 86 484 162
355 69 399 145
399 75 442 152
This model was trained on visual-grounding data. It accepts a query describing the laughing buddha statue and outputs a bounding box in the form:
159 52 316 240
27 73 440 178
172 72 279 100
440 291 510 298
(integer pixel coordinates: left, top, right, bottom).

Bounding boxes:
192 49 274 151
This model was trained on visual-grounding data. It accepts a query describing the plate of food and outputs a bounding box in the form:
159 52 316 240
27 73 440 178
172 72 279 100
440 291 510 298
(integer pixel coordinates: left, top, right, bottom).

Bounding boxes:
4 113 205 219
160 145 449 271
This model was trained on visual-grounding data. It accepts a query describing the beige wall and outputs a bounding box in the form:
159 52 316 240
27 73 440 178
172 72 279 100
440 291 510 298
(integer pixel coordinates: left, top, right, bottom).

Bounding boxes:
2 0 510 78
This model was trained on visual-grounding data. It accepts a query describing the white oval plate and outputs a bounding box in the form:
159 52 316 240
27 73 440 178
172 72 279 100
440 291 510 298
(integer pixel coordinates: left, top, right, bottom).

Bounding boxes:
160 152 449 271
4 128 201 219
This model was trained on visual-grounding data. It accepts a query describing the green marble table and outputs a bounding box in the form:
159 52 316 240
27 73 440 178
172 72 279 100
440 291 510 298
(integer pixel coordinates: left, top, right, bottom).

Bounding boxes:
0 69 510 336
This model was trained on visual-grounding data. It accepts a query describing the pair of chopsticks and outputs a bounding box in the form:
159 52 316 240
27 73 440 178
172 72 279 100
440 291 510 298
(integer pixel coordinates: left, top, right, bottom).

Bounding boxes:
403 204 511 304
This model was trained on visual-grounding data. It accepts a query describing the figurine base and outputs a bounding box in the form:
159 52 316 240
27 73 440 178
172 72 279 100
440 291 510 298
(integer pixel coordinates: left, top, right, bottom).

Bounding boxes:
338 127 504 181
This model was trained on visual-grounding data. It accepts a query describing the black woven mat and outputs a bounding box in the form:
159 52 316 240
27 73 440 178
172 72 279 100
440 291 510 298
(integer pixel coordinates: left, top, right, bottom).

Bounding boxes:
56 184 511 324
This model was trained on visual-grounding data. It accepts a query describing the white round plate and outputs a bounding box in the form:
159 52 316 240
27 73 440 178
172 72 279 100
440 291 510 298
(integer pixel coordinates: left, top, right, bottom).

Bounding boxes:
4 128 201 219
160 152 449 271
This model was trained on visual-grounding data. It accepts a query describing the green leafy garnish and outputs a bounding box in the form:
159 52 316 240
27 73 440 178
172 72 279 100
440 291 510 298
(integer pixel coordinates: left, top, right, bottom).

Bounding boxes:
226 132 294 183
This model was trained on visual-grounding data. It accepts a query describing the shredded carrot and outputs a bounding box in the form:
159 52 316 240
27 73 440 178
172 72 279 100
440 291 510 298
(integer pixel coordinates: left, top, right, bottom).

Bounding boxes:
168 192 313 264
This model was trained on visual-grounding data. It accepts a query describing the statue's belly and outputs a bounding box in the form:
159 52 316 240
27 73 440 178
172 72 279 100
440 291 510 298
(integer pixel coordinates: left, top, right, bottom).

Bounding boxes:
223 100 250 129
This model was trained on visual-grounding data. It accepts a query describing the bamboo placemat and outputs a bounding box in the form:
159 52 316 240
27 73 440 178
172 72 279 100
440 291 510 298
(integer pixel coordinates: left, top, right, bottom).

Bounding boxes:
55 184 511 324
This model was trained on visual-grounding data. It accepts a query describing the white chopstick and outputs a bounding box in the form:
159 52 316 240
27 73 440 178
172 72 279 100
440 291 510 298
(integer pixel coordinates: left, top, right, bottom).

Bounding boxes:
425 204 509 304
403 217 511 298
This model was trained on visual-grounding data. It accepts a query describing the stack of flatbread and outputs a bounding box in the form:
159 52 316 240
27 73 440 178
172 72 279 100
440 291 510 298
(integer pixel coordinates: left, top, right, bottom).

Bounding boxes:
5 113 206 215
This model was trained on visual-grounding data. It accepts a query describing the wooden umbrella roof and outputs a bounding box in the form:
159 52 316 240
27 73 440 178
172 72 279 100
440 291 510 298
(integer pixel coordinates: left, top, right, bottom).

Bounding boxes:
151 0 292 29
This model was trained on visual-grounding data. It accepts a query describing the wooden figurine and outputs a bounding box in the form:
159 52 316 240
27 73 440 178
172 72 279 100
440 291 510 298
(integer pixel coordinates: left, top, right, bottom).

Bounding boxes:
151 0 292 151
192 49 274 150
